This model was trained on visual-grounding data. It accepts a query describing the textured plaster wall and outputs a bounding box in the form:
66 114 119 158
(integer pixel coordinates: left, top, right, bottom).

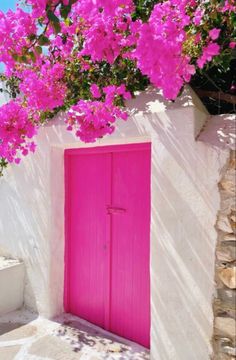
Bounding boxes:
0 87 230 360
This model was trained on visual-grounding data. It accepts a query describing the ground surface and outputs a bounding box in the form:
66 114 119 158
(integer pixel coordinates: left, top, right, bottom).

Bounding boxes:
0 310 150 360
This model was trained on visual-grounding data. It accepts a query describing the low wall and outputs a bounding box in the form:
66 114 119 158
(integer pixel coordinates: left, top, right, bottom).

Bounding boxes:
0 257 25 314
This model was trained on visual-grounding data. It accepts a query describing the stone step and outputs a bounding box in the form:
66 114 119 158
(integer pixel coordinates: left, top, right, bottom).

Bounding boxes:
0 256 25 315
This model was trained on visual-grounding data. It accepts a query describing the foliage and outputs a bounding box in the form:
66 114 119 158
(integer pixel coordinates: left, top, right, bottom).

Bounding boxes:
0 0 235 172
0 157 8 177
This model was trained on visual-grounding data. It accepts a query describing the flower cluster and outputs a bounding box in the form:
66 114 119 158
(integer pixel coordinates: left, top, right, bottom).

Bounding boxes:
132 0 195 99
19 63 67 111
0 0 234 169
0 8 37 75
197 43 220 69
80 16 129 64
73 0 134 64
0 100 37 163
66 85 130 142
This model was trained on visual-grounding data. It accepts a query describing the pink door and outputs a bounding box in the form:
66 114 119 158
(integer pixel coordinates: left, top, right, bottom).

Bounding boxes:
64 143 151 348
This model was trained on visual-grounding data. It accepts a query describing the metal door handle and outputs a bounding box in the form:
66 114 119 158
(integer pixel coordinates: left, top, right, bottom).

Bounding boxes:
107 206 126 214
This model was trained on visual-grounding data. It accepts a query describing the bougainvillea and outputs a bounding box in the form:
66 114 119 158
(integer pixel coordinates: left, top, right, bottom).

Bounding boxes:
19 63 67 111
0 99 37 164
66 84 131 141
132 0 196 99
0 0 235 174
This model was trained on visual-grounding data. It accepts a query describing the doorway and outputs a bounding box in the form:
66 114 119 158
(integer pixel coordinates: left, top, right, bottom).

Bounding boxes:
64 143 151 348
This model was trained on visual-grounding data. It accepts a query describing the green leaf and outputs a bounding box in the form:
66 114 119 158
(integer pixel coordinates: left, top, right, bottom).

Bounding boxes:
47 9 61 34
46 9 60 23
230 12 236 26
35 46 43 55
29 51 36 62
52 21 61 34
0 158 8 177
28 33 37 41
60 4 72 19
19 55 28 63
12 54 20 61
38 35 50 46
64 18 71 26
231 48 236 59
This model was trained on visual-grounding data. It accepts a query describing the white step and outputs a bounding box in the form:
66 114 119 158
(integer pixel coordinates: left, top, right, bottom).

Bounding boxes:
0 256 25 315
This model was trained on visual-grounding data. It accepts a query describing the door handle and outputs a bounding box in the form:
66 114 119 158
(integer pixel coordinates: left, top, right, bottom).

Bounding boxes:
107 206 126 214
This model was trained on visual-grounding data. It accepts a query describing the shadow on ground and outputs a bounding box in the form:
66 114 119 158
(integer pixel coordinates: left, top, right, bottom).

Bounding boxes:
53 315 150 360
0 310 149 360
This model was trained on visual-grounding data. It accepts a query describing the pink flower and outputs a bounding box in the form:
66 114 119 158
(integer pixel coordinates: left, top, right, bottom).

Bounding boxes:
0 99 38 163
193 8 204 26
133 0 194 99
194 33 201 44
197 43 220 69
65 85 129 142
229 41 236 49
90 84 101 99
0 0 230 155
196 57 205 69
19 63 67 111
209 28 221 40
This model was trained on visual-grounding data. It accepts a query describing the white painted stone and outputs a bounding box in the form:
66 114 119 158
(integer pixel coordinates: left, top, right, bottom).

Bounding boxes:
0 86 231 360
0 257 25 315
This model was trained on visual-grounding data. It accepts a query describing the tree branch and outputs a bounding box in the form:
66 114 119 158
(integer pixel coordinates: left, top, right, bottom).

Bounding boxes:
194 89 236 105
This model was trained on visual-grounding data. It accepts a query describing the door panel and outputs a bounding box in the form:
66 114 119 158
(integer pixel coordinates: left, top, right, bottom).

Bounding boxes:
110 149 151 348
65 153 111 328
65 144 151 347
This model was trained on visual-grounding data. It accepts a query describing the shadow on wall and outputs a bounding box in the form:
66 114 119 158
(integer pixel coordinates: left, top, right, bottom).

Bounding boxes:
0 137 53 313
146 112 227 359
127 87 195 117
198 114 236 150
0 108 90 314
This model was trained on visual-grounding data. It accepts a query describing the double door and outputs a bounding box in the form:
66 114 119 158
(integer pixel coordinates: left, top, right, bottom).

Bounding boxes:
64 143 151 348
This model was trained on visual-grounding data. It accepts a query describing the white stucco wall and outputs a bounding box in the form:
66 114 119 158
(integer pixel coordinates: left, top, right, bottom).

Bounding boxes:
0 86 230 359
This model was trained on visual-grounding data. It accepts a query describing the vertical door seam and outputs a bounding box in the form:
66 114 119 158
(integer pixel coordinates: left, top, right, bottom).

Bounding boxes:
108 152 114 331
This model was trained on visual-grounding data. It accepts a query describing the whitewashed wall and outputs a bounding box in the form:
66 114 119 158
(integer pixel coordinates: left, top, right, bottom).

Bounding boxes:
0 87 231 360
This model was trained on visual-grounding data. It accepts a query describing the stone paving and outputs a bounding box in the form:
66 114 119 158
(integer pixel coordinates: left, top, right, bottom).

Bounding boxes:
0 310 150 360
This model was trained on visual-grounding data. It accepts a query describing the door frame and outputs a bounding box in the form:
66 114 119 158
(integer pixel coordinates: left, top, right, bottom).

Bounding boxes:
64 142 151 336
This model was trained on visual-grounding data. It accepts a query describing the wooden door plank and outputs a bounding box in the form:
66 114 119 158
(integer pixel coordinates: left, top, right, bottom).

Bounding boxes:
110 146 151 348
64 151 111 328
